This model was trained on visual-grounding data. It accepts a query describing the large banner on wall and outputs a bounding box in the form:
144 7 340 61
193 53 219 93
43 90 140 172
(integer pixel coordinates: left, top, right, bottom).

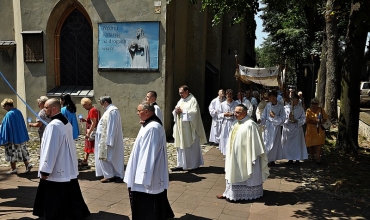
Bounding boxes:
98 22 159 70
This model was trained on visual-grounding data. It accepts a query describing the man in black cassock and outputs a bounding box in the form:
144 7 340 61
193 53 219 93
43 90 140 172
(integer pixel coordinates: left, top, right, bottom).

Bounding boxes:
33 98 90 219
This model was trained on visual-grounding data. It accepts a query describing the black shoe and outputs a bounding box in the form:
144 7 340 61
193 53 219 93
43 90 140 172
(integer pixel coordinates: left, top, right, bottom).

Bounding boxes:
170 167 183 172
101 176 117 183
268 161 276 167
295 160 300 165
287 160 293 165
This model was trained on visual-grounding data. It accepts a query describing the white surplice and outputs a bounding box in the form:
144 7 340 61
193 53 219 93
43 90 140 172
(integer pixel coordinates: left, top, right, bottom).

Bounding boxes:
172 94 207 170
235 98 253 117
95 104 125 179
39 117 78 182
259 102 285 162
282 104 308 160
154 105 163 123
223 116 269 201
124 120 168 194
217 100 238 155
256 100 268 121
208 96 225 143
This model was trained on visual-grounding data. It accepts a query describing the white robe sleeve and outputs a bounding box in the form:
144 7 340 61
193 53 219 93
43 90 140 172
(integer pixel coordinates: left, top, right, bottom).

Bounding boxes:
296 106 306 127
40 125 62 174
154 106 163 123
260 105 268 125
243 100 253 116
105 110 119 147
134 128 160 186
269 105 285 126
209 99 218 118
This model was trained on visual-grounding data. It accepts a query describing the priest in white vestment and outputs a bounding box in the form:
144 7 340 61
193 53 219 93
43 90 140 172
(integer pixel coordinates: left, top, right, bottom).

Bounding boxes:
124 101 174 219
218 89 238 156
95 96 125 182
208 89 225 145
33 99 90 219
216 104 269 201
146 90 163 123
171 85 207 171
257 91 285 166
282 94 308 164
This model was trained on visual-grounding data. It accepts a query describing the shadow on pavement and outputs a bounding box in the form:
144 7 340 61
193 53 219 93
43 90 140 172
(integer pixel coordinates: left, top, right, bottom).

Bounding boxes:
187 166 224 175
87 211 129 219
169 166 224 183
170 213 212 220
77 170 101 181
169 172 205 183
265 162 370 219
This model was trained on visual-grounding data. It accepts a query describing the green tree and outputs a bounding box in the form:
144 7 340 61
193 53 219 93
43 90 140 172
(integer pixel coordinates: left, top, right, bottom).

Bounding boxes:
169 0 260 37
324 0 340 124
337 0 370 152
184 0 368 152
255 37 280 67
323 0 350 123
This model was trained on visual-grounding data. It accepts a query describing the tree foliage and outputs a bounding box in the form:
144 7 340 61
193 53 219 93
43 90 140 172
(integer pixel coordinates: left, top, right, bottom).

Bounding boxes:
255 37 280 67
260 0 323 61
167 0 260 37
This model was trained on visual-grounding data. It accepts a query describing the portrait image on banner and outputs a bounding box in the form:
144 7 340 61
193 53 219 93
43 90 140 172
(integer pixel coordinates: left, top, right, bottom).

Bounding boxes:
98 22 159 70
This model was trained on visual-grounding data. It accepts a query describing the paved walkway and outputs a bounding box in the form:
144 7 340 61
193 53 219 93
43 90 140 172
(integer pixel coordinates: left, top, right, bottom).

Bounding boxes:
0 147 368 220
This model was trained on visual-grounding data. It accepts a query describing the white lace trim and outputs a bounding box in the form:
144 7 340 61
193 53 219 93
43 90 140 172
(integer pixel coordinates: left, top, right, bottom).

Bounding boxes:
223 182 263 201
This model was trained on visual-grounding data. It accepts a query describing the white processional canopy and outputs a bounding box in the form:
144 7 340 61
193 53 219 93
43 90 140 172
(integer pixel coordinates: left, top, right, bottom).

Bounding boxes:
235 65 282 87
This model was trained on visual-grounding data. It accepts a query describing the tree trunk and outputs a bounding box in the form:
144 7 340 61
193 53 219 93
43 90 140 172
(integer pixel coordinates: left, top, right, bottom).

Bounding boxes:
324 0 339 123
337 1 369 153
317 25 327 107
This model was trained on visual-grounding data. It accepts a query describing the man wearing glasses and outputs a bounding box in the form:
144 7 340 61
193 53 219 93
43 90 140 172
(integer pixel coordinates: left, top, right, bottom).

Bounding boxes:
94 96 125 183
124 101 174 219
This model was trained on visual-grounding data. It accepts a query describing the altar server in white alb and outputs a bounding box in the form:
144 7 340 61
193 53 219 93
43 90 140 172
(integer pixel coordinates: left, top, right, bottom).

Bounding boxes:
257 91 285 166
218 89 238 156
33 98 90 219
171 85 207 171
235 91 253 116
95 96 125 183
282 93 308 165
216 104 269 202
146 90 163 123
208 89 225 145
124 101 174 220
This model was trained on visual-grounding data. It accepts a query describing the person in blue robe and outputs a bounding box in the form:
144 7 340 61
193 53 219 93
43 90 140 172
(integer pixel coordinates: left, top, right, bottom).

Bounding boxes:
0 98 33 174
60 94 80 140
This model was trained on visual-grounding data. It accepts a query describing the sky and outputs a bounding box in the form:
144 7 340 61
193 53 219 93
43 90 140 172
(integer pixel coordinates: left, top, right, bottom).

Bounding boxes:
255 10 268 48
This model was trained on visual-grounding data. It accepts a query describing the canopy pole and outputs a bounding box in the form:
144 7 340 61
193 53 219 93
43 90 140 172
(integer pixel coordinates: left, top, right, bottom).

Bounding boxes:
235 50 241 102
281 59 288 105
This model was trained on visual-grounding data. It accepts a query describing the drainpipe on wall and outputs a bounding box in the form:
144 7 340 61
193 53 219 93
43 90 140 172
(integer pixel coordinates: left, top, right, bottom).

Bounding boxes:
13 0 27 123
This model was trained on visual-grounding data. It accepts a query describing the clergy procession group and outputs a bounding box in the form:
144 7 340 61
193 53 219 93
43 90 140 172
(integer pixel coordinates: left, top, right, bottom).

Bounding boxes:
0 90 176 219
208 87 329 200
0 83 329 219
